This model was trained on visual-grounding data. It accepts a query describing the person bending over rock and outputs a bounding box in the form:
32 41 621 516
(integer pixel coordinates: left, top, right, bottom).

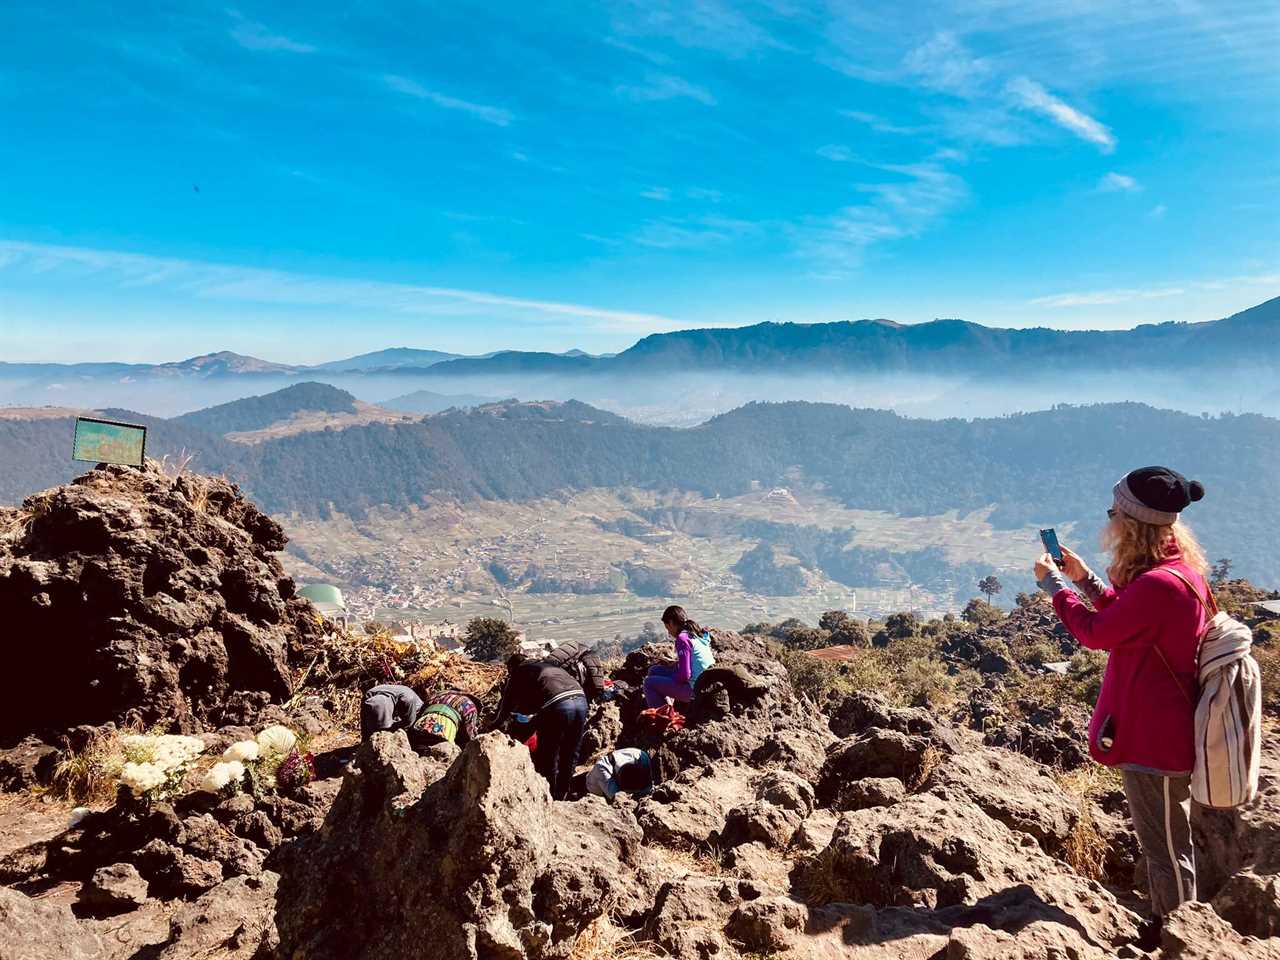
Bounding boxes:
360 683 424 740
643 605 716 708
1034 466 1213 934
543 640 615 702
586 748 653 801
495 654 588 800
415 691 480 746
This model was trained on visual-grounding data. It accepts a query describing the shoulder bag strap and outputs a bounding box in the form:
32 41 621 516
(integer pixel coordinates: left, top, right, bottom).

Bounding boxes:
1151 567 1210 706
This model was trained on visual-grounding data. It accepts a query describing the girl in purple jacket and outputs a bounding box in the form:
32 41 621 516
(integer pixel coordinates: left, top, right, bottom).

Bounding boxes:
643 605 716 708
1035 466 1211 935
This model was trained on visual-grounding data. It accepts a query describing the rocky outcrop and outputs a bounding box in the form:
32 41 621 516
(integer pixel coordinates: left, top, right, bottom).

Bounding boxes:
0 464 324 739
0 887 103 960
275 731 652 960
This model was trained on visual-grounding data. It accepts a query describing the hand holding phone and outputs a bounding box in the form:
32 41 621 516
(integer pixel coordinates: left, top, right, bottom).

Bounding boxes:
1039 528 1063 566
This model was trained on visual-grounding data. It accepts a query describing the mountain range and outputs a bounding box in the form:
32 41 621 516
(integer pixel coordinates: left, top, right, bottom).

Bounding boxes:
2 384 1278 584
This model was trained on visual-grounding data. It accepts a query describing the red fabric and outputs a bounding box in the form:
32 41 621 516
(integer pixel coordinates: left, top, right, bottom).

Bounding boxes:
638 704 686 736
1051 556 1208 771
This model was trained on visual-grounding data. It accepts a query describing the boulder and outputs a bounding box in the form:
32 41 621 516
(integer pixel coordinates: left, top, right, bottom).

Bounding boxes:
646 876 744 960
0 464 324 740
836 776 907 811
1159 900 1280 959
944 921 1113 959
794 793 1140 950
136 838 224 899
637 760 755 849
0 887 103 960
0 736 58 790
180 813 266 878
276 731 646 960
721 800 802 850
815 729 939 805
754 769 817 817
921 747 1080 854
77 861 149 915
1210 869 1280 940
150 872 280 960
725 895 808 952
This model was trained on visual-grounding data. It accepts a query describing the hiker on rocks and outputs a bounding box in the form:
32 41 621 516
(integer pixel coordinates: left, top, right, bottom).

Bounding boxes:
1034 466 1212 923
360 683 424 740
495 654 588 800
643 605 716 708
585 747 653 801
544 640 617 702
415 690 480 746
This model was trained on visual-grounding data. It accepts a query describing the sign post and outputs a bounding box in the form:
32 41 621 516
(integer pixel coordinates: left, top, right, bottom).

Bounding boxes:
72 417 148 467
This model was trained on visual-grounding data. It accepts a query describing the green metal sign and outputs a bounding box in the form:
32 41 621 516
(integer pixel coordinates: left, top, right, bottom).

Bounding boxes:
72 417 147 467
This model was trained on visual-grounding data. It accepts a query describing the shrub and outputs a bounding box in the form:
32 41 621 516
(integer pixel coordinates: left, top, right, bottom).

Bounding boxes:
962 598 1004 626
464 617 521 662
780 650 842 702
779 626 830 652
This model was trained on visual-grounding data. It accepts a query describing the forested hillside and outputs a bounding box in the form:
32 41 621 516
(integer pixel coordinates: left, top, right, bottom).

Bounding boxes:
3 397 1278 582
171 382 358 435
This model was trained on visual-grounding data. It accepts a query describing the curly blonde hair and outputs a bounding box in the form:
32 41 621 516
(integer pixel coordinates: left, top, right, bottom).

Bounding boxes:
1103 511 1208 587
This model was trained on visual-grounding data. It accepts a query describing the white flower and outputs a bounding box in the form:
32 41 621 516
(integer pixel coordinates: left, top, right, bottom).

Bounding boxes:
256 725 297 756
199 761 246 794
222 740 260 763
120 761 167 796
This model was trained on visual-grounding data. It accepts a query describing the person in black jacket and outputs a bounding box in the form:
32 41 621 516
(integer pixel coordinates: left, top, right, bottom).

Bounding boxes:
495 655 588 800
543 641 608 701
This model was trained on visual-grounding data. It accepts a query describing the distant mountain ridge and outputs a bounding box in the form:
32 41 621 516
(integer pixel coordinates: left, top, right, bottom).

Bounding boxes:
172 382 358 435
3 390 1278 584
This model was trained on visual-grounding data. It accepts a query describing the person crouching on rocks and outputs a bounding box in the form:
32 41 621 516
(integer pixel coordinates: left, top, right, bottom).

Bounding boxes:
414 691 480 747
495 654 588 800
1034 466 1211 930
586 748 653 801
360 683 424 740
643 605 716 708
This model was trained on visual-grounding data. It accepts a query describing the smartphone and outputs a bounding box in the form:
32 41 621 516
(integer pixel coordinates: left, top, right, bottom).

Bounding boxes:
1039 528 1063 565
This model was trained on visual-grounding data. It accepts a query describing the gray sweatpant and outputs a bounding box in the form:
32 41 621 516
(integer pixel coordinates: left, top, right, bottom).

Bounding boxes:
1123 770 1197 917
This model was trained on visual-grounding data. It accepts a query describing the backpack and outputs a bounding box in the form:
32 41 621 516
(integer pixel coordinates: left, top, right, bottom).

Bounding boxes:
1158 569 1263 809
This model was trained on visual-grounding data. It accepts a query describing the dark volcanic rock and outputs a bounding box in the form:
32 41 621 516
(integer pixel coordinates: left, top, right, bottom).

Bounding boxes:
0 463 324 739
276 731 649 960
0 887 104 959
76 862 149 915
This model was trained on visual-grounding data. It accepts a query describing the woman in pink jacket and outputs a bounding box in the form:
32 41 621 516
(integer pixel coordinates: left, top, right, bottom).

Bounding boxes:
1035 466 1210 931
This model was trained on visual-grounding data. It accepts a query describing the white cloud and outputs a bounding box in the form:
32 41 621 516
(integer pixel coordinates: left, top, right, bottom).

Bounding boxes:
0 241 675 334
817 144 856 162
838 109 922 136
1149 203 1168 219
1030 287 1184 307
615 73 716 106
1098 172 1141 192
384 75 513 127
229 20 315 54
640 186 672 201
902 32 992 97
791 162 968 272
1005 76 1115 152
1031 273 1280 308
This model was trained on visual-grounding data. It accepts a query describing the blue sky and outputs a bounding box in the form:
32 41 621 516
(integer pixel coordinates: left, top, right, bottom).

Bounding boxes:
1 0 1277 363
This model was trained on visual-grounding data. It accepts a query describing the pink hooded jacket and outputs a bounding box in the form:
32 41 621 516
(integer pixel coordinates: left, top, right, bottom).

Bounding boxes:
1051 553 1208 772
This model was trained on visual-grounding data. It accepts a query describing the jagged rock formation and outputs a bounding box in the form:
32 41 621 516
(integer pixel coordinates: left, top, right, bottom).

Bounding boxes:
0 464 324 739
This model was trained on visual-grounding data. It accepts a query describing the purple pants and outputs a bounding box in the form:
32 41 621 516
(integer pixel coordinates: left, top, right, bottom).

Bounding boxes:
644 664 694 708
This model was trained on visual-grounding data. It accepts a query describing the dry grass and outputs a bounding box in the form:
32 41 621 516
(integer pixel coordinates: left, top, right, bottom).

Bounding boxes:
569 917 669 960
907 745 944 792
1053 766 1120 882
49 727 126 806
648 841 724 878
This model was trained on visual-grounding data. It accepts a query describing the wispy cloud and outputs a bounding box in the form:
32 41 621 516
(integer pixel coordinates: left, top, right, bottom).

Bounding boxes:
1098 172 1141 193
628 215 759 250
640 186 672 201
0 241 675 333
902 31 991 97
839 109 923 136
384 74 513 126
615 72 716 106
1030 274 1280 308
1005 77 1115 153
1149 203 1168 220
229 18 315 54
791 162 968 272
610 0 782 58
816 144 857 162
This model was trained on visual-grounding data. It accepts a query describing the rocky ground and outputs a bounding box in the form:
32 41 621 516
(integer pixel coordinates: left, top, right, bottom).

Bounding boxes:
1 465 1278 960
